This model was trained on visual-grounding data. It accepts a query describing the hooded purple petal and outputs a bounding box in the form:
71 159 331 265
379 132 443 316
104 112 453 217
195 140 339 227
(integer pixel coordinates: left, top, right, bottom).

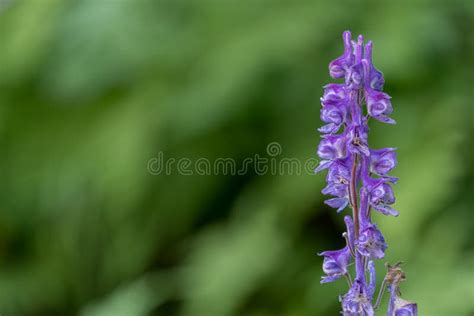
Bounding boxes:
344 215 356 249
347 124 370 156
329 31 354 79
367 261 376 299
314 160 332 173
357 224 387 259
370 148 397 176
365 86 395 124
366 180 399 217
318 246 352 283
387 284 418 316
363 41 385 91
324 197 349 213
321 83 347 106
341 279 374 316
317 135 347 160
394 297 418 316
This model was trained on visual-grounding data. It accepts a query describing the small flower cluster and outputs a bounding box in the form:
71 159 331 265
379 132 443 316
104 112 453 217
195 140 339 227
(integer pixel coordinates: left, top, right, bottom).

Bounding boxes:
316 31 417 315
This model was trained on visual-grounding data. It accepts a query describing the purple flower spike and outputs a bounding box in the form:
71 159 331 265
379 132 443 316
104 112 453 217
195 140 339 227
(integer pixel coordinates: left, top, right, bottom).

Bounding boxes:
357 224 387 259
316 31 417 314
318 247 352 283
329 31 354 79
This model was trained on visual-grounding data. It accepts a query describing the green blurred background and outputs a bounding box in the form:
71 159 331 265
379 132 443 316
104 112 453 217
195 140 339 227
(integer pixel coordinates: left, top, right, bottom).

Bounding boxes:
0 0 473 315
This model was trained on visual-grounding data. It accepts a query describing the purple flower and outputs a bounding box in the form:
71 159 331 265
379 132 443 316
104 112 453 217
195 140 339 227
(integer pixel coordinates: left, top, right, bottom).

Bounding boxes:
317 135 347 161
345 35 364 90
364 84 395 124
329 31 354 79
321 158 353 212
341 279 374 316
370 147 397 176
347 124 370 156
319 84 348 133
321 83 347 106
365 179 398 216
363 41 385 91
394 300 418 316
319 104 347 134
357 224 387 259
327 156 352 184
388 285 418 316
322 178 349 212
318 247 352 283
347 63 364 90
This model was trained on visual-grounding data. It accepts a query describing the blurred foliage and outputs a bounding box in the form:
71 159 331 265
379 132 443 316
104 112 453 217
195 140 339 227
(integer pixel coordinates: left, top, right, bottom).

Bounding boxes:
0 0 473 315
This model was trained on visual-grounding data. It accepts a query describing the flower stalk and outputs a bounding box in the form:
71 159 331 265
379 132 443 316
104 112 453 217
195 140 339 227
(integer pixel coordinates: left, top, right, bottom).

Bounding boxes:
316 31 417 315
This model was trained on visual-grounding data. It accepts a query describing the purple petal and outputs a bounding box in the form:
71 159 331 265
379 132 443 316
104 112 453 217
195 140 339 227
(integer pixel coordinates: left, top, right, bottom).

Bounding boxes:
367 261 376 299
318 123 339 134
328 31 353 79
383 175 399 183
363 43 385 91
372 204 399 217
318 246 352 284
395 297 418 316
357 224 387 259
320 274 342 283
370 147 397 175
344 216 355 247
374 115 396 124
314 160 332 173
317 135 347 160
322 182 347 196
324 197 349 212
341 279 374 316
